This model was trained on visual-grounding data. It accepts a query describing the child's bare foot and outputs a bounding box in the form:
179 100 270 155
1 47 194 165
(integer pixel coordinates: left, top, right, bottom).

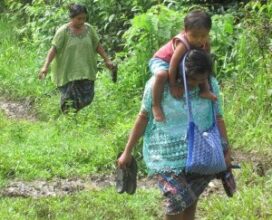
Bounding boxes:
200 91 217 101
152 106 165 121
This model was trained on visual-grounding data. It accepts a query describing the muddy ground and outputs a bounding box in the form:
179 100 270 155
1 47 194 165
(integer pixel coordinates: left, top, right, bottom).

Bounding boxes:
1 149 270 198
0 98 271 198
0 97 36 121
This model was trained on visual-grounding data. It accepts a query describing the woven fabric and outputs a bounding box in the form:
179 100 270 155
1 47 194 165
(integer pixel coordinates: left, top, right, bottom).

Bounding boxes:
179 53 226 175
148 58 170 76
58 79 94 112
157 172 214 215
141 77 223 175
186 121 226 174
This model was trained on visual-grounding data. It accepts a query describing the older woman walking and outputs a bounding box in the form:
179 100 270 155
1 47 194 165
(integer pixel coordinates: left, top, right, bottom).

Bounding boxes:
39 3 115 112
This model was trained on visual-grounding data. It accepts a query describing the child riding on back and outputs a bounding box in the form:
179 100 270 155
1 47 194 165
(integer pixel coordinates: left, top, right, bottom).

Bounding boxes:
150 10 217 121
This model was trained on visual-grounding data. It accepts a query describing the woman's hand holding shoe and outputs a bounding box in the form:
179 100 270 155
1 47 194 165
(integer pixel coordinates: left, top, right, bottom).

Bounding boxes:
117 151 132 169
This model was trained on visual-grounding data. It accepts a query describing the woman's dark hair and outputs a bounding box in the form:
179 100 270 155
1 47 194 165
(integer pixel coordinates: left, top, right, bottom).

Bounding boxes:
184 49 212 77
184 10 212 30
68 3 88 18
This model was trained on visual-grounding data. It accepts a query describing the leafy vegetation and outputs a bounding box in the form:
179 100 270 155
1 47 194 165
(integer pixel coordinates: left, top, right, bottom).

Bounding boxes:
0 0 271 219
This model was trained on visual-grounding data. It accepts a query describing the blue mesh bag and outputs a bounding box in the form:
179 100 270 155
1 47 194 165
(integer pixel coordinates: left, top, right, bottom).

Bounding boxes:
180 53 227 175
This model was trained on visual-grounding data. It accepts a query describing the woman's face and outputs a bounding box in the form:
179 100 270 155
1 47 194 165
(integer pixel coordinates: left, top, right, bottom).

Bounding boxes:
187 72 208 88
70 13 87 29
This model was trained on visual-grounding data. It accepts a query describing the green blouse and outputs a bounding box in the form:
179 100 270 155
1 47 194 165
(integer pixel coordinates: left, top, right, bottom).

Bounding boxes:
141 77 224 175
51 23 99 87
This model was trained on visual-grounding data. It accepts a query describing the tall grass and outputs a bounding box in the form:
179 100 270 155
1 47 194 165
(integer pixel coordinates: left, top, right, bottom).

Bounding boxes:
0 2 272 219
0 16 139 182
200 164 272 219
0 18 53 99
222 2 272 151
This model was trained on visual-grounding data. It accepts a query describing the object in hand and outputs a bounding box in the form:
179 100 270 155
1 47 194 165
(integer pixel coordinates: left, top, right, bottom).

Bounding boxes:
116 153 137 195
222 171 236 197
219 164 240 197
111 64 118 83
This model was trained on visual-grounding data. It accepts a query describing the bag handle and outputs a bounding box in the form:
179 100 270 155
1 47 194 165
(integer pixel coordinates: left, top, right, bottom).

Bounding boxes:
181 53 193 122
180 52 217 124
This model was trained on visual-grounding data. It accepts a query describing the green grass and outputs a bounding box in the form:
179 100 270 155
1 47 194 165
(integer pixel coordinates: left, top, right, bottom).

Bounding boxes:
0 188 163 220
0 166 271 219
0 16 140 180
0 19 51 98
200 165 272 220
224 80 272 153
1 5 272 219
0 113 115 180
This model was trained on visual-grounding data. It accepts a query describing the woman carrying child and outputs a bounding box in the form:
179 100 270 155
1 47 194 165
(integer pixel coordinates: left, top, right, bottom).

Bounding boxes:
118 49 232 220
151 10 217 121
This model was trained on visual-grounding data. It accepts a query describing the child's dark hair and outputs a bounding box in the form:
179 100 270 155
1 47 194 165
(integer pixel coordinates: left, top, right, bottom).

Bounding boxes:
184 10 212 30
185 49 212 77
68 3 87 18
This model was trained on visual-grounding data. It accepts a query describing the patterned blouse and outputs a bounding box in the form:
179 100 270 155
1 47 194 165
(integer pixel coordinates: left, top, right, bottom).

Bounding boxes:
141 77 223 175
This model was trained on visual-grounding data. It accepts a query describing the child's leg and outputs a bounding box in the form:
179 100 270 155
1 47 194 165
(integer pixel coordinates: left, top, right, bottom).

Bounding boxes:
152 71 168 121
199 79 217 101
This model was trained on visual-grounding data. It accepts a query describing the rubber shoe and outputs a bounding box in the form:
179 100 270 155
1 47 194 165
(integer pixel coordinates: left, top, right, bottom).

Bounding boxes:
125 156 137 195
116 152 128 194
111 65 118 83
222 171 236 197
116 153 137 194
116 166 128 194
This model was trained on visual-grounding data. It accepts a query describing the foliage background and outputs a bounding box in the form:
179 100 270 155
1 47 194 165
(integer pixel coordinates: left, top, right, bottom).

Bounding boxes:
2 0 271 149
0 0 271 219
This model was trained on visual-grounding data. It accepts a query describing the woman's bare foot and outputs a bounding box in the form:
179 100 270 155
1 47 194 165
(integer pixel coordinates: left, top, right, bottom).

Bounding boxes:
200 91 217 101
152 106 165 121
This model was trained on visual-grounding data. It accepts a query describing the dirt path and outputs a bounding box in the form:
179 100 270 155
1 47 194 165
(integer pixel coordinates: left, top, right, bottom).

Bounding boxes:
0 98 270 198
0 174 157 198
1 150 270 198
0 97 36 121
0 173 225 198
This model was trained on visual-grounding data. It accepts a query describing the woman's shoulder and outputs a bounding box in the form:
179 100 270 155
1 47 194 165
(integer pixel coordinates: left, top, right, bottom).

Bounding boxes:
55 23 69 34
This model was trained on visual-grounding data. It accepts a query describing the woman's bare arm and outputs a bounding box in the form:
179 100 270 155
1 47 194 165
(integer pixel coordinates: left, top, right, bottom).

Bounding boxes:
117 111 148 168
217 116 232 167
39 47 57 79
